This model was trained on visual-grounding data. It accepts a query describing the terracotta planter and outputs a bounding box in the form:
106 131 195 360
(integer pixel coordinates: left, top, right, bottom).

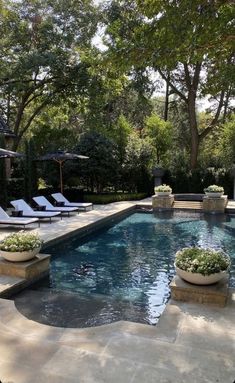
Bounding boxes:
0 247 41 262
175 264 228 285
205 192 224 198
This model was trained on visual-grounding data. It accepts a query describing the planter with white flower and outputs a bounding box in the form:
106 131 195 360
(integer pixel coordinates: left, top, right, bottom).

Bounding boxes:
154 184 172 196
152 184 174 210
204 185 224 198
0 232 43 262
174 247 230 285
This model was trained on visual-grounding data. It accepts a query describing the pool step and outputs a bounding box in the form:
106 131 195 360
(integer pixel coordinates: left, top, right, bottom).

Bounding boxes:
173 201 203 210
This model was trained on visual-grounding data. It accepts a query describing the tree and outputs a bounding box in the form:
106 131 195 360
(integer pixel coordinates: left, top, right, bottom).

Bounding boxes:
0 0 97 148
24 138 38 202
109 114 132 163
143 113 172 164
103 0 234 168
218 114 235 167
123 132 155 192
29 105 80 155
75 131 119 192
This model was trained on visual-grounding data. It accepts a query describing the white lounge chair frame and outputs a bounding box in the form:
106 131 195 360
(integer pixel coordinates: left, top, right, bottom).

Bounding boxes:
51 193 93 211
10 199 62 223
0 207 39 228
33 196 78 216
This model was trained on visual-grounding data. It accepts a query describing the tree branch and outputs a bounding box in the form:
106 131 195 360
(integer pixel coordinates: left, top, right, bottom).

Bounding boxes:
192 61 202 91
157 68 188 102
199 91 225 141
14 100 49 149
183 63 192 90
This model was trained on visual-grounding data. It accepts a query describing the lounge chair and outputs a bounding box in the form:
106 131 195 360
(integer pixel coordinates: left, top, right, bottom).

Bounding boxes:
0 206 39 228
51 193 93 211
10 199 62 223
33 196 78 216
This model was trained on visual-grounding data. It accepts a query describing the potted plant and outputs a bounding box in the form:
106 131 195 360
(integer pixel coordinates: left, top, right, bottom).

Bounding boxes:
0 231 43 262
154 184 172 196
174 247 230 285
204 185 224 198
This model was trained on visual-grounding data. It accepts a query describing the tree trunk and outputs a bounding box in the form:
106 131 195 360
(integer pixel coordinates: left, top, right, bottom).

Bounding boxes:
188 92 199 169
164 75 170 121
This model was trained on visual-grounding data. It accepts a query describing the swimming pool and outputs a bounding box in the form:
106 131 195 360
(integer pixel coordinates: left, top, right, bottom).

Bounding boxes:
14 211 235 327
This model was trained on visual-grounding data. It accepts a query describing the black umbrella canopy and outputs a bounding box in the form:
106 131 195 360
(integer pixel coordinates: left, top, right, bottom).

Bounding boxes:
38 150 89 162
37 150 89 193
0 148 24 158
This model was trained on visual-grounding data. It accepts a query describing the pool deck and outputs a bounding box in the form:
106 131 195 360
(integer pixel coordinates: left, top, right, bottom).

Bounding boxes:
0 200 235 382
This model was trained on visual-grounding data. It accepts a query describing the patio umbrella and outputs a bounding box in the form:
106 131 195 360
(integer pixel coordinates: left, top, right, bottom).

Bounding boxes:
37 150 89 193
0 148 25 158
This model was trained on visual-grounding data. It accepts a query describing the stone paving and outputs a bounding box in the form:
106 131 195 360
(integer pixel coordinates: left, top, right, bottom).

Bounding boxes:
0 200 234 382
0 294 234 383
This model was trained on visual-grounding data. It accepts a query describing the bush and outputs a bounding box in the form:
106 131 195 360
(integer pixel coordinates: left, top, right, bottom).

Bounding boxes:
84 193 148 204
175 247 230 276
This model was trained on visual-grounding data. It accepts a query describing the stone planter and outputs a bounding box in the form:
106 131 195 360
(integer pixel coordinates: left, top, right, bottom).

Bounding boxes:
155 191 171 196
0 247 41 262
205 192 224 198
174 265 228 285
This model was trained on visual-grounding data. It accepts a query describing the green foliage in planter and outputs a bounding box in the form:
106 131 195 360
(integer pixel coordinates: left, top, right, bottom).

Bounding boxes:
204 185 224 193
84 193 147 204
0 232 43 252
154 184 172 193
175 247 230 276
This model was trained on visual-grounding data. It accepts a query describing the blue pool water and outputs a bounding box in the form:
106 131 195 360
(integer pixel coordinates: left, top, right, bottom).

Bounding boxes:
14 211 235 327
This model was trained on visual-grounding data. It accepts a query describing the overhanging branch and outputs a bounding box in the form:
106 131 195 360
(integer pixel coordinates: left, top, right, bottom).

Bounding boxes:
199 91 225 141
157 68 187 102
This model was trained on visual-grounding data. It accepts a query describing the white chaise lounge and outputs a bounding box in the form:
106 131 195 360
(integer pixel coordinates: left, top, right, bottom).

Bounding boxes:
33 196 78 216
11 199 61 223
51 193 93 211
0 206 39 228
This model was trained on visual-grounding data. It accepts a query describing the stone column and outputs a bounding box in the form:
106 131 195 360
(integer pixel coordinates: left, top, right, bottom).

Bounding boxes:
152 194 174 210
203 196 228 213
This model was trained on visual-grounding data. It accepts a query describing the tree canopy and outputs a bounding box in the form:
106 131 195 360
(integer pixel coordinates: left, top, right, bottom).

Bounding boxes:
0 0 97 148
103 0 235 168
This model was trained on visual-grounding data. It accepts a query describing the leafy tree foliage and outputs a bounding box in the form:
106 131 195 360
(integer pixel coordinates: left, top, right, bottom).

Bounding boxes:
108 114 132 163
0 0 97 148
24 138 38 202
103 0 234 168
218 114 235 167
123 132 154 192
75 131 119 192
143 113 172 164
29 106 80 155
